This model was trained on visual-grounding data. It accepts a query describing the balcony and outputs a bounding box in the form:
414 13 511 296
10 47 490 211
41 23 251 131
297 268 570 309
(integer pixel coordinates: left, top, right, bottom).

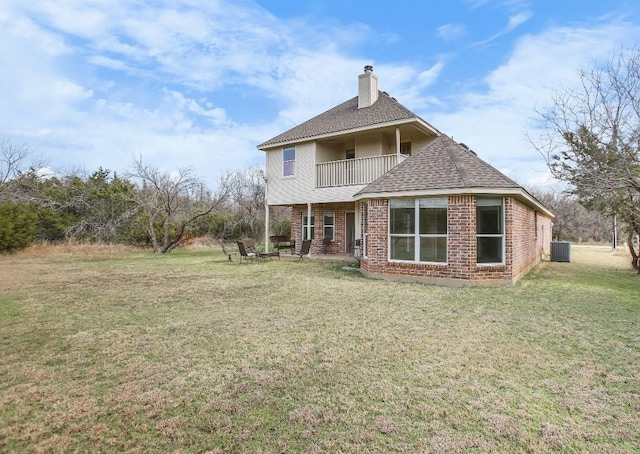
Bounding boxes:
316 154 407 188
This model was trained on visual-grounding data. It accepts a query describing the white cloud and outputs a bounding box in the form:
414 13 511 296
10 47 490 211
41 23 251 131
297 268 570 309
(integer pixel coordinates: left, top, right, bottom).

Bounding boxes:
0 0 303 186
162 89 229 126
52 80 93 101
472 10 533 46
466 0 531 10
426 20 640 188
375 61 446 111
36 1 110 39
2 0 638 194
507 11 532 29
437 23 468 42
252 52 369 126
87 55 129 71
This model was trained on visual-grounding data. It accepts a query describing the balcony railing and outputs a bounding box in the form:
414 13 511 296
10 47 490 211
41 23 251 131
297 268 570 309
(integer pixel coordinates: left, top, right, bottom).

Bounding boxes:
316 154 406 188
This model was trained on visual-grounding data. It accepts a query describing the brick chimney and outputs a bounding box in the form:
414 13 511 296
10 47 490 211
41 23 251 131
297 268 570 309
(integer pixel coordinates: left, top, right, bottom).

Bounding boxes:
358 65 378 109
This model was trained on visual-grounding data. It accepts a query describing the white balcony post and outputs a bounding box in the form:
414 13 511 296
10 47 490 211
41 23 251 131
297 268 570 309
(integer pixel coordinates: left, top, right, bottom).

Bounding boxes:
307 202 312 256
396 127 400 157
264 172 269 252
264 204 270 252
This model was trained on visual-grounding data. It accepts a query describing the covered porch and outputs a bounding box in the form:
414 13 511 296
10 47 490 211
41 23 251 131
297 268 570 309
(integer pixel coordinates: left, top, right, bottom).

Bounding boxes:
265 201 360 257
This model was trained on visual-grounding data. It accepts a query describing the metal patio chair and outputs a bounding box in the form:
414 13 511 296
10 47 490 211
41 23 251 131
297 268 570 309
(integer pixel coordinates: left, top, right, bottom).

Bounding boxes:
295 239 312 260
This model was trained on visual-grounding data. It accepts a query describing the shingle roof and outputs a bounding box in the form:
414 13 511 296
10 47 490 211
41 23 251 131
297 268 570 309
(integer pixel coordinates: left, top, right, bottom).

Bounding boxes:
258 91 429 148
356 135 521 196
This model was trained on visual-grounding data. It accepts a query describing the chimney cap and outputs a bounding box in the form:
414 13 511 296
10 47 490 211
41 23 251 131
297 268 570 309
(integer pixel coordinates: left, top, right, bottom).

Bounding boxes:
364 65 373 73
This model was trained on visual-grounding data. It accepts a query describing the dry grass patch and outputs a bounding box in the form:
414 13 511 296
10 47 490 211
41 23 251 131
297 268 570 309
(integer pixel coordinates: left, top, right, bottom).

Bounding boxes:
0 245 638 452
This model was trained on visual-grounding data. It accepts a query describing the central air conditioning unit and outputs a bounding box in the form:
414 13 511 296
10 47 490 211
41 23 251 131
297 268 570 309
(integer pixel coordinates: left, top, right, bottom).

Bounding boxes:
550 241 571 262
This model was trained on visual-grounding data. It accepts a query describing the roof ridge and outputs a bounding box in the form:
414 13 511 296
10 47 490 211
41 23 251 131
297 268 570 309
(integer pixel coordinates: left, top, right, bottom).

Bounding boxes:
463 143 522 188
442 136 468 186
257 91 429 149
357 134 523 196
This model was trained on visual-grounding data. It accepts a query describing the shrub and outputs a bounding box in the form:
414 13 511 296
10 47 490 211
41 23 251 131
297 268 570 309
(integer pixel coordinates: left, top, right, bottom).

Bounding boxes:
0 201 38 253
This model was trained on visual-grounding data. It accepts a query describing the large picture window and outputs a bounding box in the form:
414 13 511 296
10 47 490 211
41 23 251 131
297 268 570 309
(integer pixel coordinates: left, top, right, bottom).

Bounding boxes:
389 198 447 263
323 212 335 240
477 198 504 264
302 212 315 240
283 146 295 177
419 199 448 262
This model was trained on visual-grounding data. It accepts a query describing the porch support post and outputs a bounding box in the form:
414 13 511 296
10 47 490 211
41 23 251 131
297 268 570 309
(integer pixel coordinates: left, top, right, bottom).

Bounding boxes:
395 127 401 156
264 204 270 252
264 169 269 252
307 202 312 256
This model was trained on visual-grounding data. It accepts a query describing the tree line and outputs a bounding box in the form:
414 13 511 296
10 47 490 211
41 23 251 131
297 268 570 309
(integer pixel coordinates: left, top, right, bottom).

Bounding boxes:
528 188 615 243
0 138 617 254
531 44 640 271
0 141 289 253
2 45 638 271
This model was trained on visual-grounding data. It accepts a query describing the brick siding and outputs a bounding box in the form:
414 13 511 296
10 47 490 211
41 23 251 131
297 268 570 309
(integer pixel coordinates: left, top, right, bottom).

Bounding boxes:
359 195 552 286
291 202 356 255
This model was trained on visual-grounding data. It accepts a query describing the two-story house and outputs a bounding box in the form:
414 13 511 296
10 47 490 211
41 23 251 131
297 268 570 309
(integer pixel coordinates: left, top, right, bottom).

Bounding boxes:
258 66 553 286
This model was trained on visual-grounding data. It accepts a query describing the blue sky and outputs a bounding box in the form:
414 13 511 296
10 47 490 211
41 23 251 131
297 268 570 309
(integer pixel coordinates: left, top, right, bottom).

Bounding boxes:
1 0 639 189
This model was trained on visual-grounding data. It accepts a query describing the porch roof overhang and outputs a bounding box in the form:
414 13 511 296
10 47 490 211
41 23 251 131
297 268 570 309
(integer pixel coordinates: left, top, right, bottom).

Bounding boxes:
257 118 439 151
354 187 555 219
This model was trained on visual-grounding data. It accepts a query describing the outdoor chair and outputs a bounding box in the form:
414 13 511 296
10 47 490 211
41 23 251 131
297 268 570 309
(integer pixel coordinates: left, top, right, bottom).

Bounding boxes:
269 235 296 254
295 239 312 260
218 239 238 261
237 240 258 263
322 238 332 254
237 239 280 262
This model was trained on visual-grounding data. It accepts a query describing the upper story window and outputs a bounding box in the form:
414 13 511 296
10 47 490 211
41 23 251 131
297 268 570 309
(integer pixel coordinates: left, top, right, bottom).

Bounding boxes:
400 142 411 155
389 198 447 263
283 146 295 177
346 149 355 159
477 198 504 265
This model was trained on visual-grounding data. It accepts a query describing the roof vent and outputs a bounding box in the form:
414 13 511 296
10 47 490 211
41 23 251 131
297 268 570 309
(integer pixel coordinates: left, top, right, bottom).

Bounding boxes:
459 142 477 155
364 65 373 73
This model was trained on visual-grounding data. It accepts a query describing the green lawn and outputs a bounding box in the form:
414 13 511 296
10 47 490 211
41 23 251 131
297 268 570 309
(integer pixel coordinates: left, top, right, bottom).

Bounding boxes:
0 245 638 453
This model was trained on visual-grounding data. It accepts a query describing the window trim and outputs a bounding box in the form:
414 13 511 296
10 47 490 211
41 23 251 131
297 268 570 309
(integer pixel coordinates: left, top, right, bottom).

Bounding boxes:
323 211 335 241
283 146 295 177
388 198 448 265
302 212 315 241
476 197 505 266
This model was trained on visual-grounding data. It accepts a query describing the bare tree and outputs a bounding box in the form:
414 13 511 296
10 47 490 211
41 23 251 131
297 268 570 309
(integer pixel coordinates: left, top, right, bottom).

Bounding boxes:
0 140 30 186
531 45 640 271
528 187 613 242
228 166 265 238
130 155 232 253
0 140 39 202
